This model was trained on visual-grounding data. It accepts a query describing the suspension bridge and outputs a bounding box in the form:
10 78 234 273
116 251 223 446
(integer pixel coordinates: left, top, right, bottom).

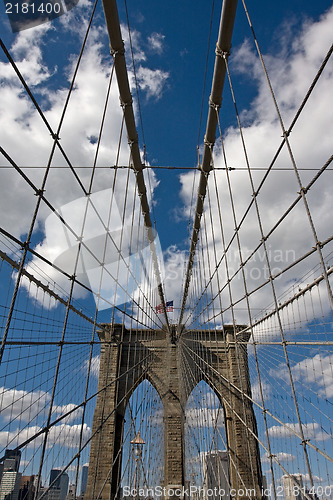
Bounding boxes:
0 0 332 499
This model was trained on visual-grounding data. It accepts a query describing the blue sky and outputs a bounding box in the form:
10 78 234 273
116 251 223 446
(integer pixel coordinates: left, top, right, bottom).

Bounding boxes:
0 0 332 254
0 0 333 494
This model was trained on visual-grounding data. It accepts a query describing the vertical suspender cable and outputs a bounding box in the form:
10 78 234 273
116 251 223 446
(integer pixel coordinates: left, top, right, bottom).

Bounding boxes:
178 0 238 328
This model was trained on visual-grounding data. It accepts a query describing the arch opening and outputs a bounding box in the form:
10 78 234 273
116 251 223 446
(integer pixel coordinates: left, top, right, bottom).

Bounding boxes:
121 379 164 498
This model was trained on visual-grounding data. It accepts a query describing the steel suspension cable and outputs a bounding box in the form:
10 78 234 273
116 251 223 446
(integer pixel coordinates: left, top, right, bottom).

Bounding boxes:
241 0 333 310
100 0 170 333
178 0 239 328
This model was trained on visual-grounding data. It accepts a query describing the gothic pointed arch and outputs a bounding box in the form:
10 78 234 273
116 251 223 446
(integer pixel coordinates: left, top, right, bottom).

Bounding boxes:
121 379 164 496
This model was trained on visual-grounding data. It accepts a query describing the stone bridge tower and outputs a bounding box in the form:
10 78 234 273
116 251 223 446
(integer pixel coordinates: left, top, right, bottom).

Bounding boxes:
85 324 264 500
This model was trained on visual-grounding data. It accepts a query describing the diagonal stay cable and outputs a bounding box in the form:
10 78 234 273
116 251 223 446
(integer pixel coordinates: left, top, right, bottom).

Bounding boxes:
0 351 154 463
242 0 333 311
183 91 333 329
0 142 162 327
0 12 101 196
100 0 170 334
182 340 321 500
0 238 158 330
181 340 333 465
1 38 162 329
32 362 153 500
0 0 101 367
179 39 333 330
184 146 333 330
180 40 333 330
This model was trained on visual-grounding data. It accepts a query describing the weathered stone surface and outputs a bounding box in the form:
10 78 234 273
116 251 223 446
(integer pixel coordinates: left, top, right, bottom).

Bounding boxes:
85 325 264 500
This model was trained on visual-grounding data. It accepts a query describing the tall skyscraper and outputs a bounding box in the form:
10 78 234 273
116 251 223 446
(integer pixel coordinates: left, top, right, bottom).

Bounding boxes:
0 471 22 500
59 473 69 500
0 449 22 500
202 450 230 500
50 469 62 490
282 474 304 500
81 465 88 496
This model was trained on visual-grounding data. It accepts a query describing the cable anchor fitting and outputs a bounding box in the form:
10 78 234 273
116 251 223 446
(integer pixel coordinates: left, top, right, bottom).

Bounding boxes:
204 139 214 149
200 165 212 175
209 96 221 112
128 138 138 148
110 46 125 58
120 96 133 109
298 186 309 195
34 189 45 197
215 45 230 60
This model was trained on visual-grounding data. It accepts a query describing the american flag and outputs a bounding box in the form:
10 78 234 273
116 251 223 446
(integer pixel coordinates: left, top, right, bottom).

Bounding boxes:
155 303 163 314
155 301 174 313
166 300 174 312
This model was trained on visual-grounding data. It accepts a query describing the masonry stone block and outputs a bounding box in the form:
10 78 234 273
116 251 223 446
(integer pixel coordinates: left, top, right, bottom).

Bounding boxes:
85 324 264 500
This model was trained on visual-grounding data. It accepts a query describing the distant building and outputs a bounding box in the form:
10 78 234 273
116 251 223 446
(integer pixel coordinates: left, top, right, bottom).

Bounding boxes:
0 470 22 500
202 450 230 500
19 475 36 500
50 470 62 490
49 470 69 500
32 476 46 499
282 474 304 500
0 450 21 479
48 489 61 500
262 476 267 491
0 451 22 499
33 475 41 491
36 486 48 499
81 465 88 496
59 474 69 500
66 484 76 500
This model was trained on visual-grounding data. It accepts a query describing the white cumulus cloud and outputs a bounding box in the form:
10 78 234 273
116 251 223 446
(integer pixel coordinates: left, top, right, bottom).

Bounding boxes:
147 33 165 55
0 386 83 425
82 354 100 378
262 451 296 463
268 421 330 442
178 5 333 331
136 66 169 99
0 422 91 449
270 353 333 399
